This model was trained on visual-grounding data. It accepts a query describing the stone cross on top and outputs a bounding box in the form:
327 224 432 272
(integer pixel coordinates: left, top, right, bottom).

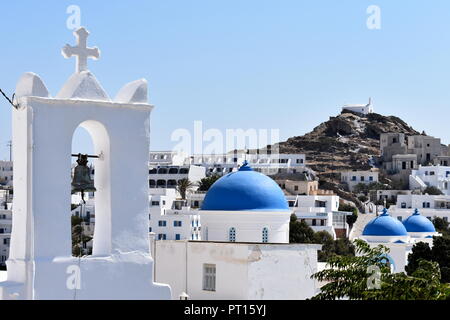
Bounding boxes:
62 27 100 73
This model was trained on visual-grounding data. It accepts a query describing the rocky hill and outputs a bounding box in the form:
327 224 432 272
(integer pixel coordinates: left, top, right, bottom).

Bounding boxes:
266 111 422 207
277 111 420 175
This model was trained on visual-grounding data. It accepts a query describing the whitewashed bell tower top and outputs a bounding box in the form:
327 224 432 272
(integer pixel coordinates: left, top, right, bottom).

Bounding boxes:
1 27 171 300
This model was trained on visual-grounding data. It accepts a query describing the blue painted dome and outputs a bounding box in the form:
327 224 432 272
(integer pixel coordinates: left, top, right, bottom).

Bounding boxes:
362 209 408 236
403 209 436 233
201 161 289 211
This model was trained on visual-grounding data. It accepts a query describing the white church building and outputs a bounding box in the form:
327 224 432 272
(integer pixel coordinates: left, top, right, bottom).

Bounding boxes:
153 161 322 300
341 98 373 115
359 208 440 273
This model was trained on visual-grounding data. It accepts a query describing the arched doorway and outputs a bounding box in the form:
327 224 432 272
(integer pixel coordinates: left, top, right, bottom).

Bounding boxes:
71 120 111 257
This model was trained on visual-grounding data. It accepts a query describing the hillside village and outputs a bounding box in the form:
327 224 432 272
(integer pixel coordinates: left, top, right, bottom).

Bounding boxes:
1 16 450 299
2 96 450 299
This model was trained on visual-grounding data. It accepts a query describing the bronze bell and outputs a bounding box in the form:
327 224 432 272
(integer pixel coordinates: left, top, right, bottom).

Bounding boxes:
71 154 97 194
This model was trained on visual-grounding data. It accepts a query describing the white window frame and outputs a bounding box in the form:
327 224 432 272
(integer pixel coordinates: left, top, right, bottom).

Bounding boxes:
203 264 216 292
262 227 269 243
229 227 236 242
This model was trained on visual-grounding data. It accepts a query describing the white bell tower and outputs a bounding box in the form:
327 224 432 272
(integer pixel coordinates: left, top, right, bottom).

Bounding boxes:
0 27 171 300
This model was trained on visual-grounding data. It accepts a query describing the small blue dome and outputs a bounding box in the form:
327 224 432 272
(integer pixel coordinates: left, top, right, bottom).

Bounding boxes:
403 209 436 233
201 161 289 211
362 209 408 236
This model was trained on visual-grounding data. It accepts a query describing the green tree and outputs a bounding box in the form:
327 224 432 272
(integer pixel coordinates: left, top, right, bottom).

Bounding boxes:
334 237 355 256
338 203 358 226
313 232 355 262
405 242 433 276
71 215 92 257
198 175 220 192
176 178 194 200
368 260 450 300
352 183 369 194
346 212 358 227
406 236 450 283
431 236 450 283
358 195 368 203
313 231 334 262
433 217 450 235
367 182 391 191
311 239 392 300
311 239 450 300
289 214 315 243
424 186 444 195
353 182 390 195
338 203 357 214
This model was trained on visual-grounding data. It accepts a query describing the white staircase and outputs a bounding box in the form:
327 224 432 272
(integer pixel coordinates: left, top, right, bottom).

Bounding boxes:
409 175 427 189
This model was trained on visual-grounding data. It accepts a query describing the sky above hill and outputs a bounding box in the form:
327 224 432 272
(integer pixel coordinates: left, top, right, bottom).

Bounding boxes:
0 1 450 160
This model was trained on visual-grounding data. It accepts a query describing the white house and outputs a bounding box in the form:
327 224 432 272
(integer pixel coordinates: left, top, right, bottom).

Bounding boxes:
149 151 187 166
341 98 373 115
341 170 379 192
370 190 412 204
389 194 450 222
409 165 450 195
188 153 306 176
149 188 201 241
286 195 351 238
149 164 206 189
0 162 13 187
0 209 12 267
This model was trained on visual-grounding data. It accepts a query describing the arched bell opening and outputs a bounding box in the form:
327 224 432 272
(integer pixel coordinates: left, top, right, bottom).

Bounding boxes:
71 120 111 257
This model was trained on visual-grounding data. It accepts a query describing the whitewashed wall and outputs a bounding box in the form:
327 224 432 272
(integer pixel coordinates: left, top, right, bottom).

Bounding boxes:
154 241 321 300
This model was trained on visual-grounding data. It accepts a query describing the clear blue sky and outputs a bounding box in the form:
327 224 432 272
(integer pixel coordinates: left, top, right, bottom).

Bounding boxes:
1 0 450 160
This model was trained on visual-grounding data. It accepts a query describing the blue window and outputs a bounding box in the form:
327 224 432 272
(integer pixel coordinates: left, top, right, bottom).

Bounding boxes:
351 176 356 181
229 227 236 242
174 221 182 227
158 234 166 240
262 227 269 243
149 227 152 232
369 176 374 181
158 220 167 227
175 234 181 240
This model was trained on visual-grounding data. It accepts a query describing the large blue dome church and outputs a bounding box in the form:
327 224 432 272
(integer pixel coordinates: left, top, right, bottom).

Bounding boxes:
362 208 408 237
201 160 289 212
200 161 291 244
403 208 436 233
